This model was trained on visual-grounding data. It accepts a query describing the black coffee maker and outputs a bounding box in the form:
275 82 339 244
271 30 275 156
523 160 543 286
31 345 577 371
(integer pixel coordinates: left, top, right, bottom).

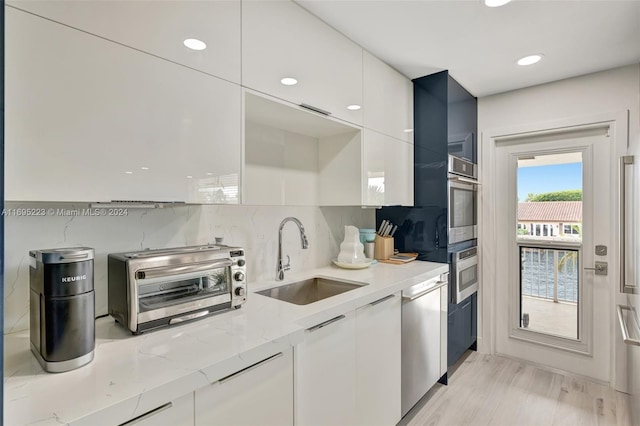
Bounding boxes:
29 247 95 373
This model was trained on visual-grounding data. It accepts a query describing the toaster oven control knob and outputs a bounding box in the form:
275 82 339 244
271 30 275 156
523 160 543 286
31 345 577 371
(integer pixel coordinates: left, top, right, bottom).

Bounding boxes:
234 271 245 282
235 287 246 297
237 259 246 267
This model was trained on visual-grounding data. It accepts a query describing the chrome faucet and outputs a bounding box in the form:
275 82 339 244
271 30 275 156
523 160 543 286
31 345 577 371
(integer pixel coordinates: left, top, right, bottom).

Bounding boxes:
276 217 309 281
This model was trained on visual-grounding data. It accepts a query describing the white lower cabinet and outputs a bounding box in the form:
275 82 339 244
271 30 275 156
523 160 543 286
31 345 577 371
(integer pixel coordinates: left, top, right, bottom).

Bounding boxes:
295 293 402 426
355 293 402 426
121 393 194 426
194 349 294 426
295 312 357 426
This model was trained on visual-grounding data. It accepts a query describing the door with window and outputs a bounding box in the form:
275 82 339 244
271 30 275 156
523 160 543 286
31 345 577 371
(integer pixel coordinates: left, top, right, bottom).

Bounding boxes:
493 127 612 382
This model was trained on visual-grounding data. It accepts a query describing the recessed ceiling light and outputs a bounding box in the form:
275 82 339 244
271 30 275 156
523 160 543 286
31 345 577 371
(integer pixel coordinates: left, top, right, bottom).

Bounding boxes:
183 38 207 51
186 175 193 179
125 171 133 175
141 166 149 170
517 54 543 66
280 77 298 86
403 128 414 133
347 104 361 111
206 172 213 176
484 0 511 7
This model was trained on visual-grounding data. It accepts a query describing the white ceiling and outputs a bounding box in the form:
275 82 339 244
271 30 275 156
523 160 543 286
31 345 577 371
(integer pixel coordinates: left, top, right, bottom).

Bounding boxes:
297 0 640 97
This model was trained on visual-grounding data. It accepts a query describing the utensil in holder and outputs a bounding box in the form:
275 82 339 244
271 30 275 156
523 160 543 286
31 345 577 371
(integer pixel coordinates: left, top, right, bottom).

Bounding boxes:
374 235 394 260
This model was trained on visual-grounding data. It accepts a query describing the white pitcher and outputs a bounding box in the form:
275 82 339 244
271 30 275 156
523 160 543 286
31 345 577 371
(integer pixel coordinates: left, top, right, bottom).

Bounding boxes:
338 226 367 264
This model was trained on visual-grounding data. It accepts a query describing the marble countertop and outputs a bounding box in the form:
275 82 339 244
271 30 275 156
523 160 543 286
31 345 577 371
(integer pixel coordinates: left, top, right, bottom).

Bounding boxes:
4 260 449 426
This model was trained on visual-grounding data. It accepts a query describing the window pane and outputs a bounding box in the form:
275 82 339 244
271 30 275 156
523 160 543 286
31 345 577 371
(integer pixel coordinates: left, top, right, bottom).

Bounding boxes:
517 152 582 340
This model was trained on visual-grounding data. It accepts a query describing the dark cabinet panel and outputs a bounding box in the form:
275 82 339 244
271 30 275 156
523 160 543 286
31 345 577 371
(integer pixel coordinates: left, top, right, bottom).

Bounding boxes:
447 295 475 367
447 77 477 163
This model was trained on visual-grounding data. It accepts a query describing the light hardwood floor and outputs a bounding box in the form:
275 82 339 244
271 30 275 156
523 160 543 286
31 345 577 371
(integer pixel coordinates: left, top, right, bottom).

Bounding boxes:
403 352 632 426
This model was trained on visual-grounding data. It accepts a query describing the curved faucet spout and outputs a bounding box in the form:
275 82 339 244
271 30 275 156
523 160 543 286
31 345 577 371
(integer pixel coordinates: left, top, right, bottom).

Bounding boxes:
277 217 309 281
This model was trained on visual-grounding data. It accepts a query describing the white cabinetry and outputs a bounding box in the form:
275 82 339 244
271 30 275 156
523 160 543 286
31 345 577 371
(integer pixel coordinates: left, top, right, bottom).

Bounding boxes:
363 51 413 142
7 0 241 83
363 129 414 206
242 0 363 125
295 312 357 426
355 293 402 426
244 92 362 206
296 293 402 425
6 8 241 203
195 349 294 426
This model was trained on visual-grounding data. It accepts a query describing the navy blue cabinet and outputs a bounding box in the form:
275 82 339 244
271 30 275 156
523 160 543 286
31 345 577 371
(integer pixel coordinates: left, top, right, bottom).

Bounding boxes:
447 293 477 367
377 70 478 373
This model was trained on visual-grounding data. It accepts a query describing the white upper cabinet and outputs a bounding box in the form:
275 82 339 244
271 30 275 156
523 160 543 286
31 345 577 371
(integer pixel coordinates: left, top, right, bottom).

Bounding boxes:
242 0 363 126
363 129 414 206
363 51 414 143
6 0 241 83
244 92 363 206
6 8 241 203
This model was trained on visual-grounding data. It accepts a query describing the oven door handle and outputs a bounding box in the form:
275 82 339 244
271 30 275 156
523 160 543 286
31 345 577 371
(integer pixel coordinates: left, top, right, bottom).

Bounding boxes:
449 176 480 186
137 259 233 280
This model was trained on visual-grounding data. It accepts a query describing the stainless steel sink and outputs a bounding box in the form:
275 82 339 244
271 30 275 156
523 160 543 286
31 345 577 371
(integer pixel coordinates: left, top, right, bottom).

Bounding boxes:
256 277 367 305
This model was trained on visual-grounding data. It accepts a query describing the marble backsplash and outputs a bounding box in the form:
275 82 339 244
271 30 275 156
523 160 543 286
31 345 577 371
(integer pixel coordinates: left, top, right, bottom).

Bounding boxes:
4 203 374 334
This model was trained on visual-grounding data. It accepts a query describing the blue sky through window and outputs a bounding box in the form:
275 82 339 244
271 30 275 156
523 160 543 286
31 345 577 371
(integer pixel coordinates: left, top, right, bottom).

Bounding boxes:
517 162 582 201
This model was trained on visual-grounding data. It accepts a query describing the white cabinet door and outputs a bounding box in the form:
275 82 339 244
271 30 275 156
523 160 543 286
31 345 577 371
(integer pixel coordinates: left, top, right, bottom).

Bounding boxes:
385 137 414 207
195 349 294 426
363 129 414 206
242 0 363 125
7 0 241 83
363 51 413 142
295 312 357 425
6 8 241 203
355 293 402 426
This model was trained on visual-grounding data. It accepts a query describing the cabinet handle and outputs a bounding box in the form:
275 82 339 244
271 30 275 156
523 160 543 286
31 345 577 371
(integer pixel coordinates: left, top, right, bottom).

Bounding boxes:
300 103 331 116
119 402 172 425
217 352 283 384
369 294 395 306
306 315 346 332
617 305 640 346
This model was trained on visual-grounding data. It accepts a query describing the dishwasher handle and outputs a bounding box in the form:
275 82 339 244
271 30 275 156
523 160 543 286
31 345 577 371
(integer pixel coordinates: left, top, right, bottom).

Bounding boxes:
402 273 449 301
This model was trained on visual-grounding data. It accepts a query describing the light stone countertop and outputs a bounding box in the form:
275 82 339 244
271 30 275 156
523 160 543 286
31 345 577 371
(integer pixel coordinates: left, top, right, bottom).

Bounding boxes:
4 260 449 426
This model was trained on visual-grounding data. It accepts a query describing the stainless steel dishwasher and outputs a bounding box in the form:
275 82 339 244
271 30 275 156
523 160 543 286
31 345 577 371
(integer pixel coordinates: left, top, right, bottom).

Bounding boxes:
401 272 449 417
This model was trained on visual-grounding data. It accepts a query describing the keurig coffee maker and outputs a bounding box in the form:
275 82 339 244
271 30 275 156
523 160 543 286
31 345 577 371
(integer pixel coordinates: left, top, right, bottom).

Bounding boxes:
29 247 95 373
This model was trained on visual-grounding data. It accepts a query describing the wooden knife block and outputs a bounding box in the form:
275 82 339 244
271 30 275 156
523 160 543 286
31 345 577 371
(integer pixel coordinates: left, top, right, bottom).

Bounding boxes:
374 235 394 260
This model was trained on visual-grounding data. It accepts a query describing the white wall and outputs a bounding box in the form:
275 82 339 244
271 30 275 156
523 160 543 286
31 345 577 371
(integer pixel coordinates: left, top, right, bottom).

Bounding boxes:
4 204 374 334
478 64 640 387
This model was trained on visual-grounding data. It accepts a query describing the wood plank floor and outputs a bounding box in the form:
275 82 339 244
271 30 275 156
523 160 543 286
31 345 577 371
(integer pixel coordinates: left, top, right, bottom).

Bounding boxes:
402 352 632 426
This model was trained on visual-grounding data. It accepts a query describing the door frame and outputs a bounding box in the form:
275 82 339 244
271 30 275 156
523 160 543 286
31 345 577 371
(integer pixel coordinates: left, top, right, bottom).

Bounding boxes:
479 110 629 390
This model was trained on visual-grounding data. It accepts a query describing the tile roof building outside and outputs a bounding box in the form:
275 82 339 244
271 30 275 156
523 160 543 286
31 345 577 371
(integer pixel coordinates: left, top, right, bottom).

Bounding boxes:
517 201 582 223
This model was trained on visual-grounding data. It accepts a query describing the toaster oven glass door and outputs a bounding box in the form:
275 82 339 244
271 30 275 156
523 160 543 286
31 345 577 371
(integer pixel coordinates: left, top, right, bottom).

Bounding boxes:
137 267 231 313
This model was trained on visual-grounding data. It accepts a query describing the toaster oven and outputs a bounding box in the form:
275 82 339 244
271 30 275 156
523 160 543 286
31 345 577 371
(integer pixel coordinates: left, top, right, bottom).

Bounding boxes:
108 244 247 334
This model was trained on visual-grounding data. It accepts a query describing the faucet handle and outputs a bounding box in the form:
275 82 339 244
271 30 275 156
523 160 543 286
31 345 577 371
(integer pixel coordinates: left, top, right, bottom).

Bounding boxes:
283 255 291 271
